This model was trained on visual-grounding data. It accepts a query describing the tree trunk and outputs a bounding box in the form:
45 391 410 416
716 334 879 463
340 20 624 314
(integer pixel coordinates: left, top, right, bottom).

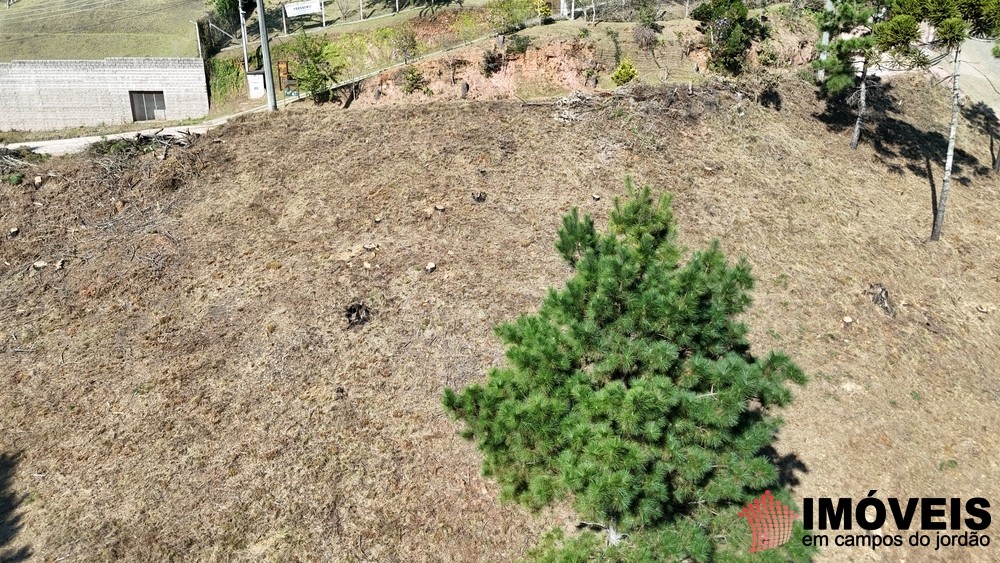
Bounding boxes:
931 48 961 241
396 0 399 12
850 62 869 150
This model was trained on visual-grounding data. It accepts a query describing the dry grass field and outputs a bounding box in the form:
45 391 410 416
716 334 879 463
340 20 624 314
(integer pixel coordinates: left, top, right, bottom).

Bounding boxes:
1 33 999 561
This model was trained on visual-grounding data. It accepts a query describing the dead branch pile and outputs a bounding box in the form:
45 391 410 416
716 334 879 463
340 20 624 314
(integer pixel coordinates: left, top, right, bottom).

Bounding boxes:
0 146 42 176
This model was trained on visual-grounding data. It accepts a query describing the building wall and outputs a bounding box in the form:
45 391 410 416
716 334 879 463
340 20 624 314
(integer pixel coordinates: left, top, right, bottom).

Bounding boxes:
0 58 209 132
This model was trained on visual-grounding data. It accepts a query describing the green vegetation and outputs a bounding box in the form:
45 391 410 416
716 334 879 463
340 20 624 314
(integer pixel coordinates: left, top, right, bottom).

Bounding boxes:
508 34 532 55
485 0 534 33
401 65 429 94
444 182 810 561
481 49 506 76
815 0 925 148
287 31 345 103
887 0 1000 238
208 57 245 106
692 0 769 74
3 172 23 186
612 58 638 85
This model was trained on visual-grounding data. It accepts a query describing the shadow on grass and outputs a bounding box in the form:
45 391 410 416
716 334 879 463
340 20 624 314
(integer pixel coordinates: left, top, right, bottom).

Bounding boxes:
963 101 1000 172
760 445 808 489
814 78 989 183
0 452 30 563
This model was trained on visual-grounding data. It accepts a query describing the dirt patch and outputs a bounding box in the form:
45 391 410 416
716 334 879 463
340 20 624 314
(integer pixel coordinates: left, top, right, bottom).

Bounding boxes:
2 72 999 562
352 36 598 106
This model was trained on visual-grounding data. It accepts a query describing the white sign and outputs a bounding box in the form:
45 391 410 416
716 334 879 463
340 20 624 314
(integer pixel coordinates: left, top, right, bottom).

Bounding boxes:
284 0 322 17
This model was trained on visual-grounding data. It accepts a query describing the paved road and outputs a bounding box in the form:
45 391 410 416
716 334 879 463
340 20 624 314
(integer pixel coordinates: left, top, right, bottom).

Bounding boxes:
942 37 1000 111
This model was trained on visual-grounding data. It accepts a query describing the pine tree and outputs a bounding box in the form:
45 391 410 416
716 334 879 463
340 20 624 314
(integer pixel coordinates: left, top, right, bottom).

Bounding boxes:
815 0 926 149
889 0 999 238
443 181 811 560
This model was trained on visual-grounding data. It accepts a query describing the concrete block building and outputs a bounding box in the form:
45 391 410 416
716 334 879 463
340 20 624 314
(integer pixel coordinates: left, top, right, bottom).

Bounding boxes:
0 58 209 132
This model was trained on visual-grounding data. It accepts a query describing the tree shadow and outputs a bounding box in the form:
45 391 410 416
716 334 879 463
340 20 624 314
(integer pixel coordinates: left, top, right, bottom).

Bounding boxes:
419 0 464 16
759 445 809 489
0 452 30 563
761 88 782 111
814 78 988 182
962 101 1000 172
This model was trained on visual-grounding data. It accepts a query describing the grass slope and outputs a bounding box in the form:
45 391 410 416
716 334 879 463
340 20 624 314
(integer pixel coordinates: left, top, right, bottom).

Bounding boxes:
0 0 206 61
1 75 999 561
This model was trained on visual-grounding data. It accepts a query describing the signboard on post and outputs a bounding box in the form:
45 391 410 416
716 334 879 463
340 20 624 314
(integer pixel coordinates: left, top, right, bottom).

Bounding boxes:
282 0 325 33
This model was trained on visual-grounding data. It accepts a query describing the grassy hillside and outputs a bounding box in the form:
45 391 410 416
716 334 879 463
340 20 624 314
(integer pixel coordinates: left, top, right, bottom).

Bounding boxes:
2 68 999 561
0 0 206 61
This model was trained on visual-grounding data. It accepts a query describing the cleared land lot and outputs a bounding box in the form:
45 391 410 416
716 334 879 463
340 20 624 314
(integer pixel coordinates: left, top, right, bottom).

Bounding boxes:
1 62 999 561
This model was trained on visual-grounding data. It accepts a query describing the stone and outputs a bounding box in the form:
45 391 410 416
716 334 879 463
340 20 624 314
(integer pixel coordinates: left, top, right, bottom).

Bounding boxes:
425 262 436 273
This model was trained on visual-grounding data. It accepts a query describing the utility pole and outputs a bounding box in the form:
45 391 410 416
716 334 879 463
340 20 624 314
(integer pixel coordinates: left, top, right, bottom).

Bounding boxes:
239 4 250 72
256 0 277 111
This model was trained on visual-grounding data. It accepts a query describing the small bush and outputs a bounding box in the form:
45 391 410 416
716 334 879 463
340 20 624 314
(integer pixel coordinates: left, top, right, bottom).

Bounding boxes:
481 49 505 76
578 28 591 39
453 12 481 41
3 172 23 186
994 42 1000 58
611 58 638 86
533 0 553 20
391 26 419 63
633 25 659 54
401 65 428 94
636 0 658 28
692 0 768 74
288 31 345 103
758 39 780 67
508 34 532 56
485 0 534 33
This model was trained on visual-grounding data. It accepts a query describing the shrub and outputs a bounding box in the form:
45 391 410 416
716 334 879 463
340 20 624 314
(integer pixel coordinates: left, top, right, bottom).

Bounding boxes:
611 58 638 85
692 0 768 74
633 24 659 54
444 181 811 560
453 11 482 41
287 31 345 103
3 172 23 186
508 34 532 56
486 0 534 33
994 41 1000 57
481 48 505 76
401 65 428 94
533 0 553 20
391 26 419 63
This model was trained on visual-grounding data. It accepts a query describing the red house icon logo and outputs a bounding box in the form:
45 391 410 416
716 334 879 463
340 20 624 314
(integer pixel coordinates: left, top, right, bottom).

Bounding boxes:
738 490 798 553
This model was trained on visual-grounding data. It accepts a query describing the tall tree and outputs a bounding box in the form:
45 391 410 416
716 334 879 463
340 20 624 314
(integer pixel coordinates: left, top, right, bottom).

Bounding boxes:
816 1 926 149
930 16 968 241
444 181 811 560
894 0 999 239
